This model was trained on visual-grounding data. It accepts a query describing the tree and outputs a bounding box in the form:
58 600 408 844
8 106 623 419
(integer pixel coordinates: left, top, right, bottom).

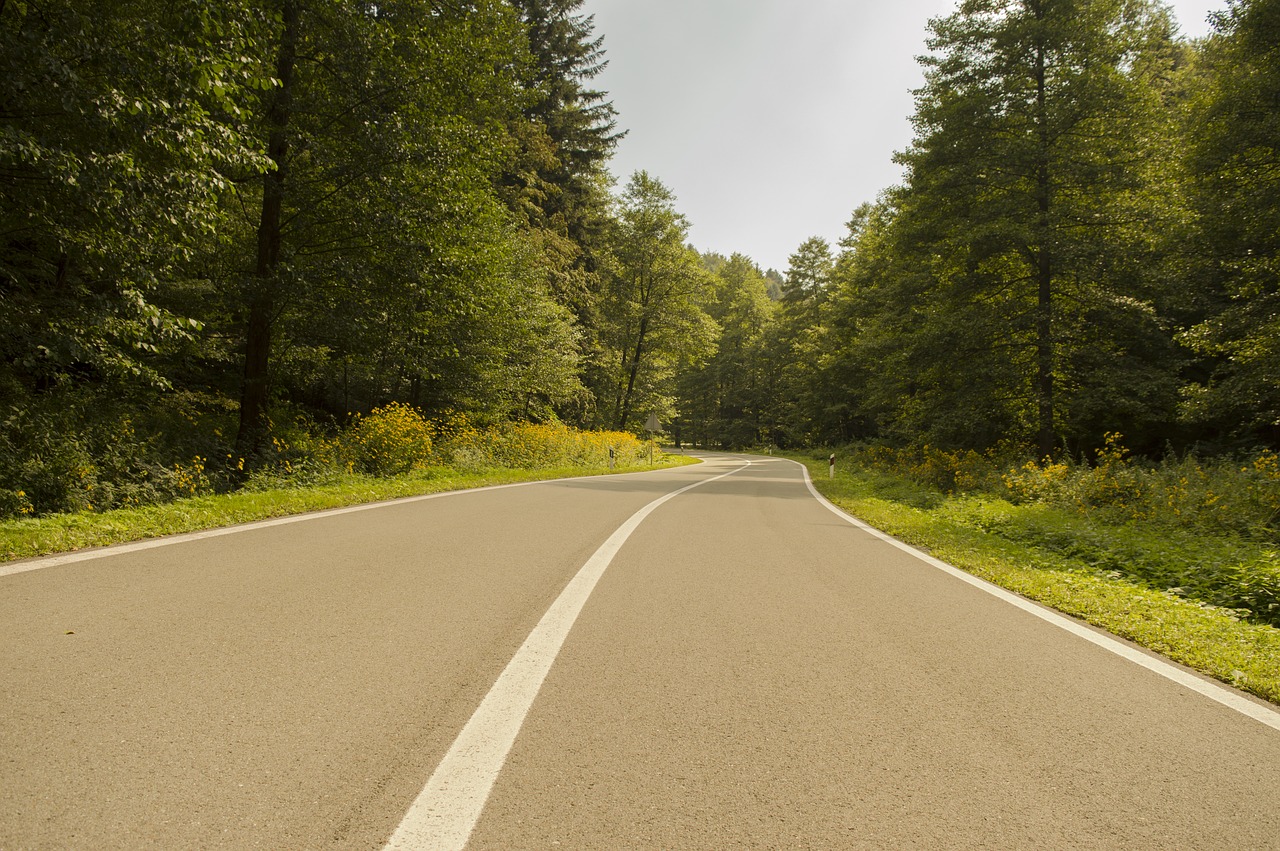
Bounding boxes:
781 237 833 316
884 0 1183 455
763 268 785 301
504 0 621 364
0 1 269 399
0 0 273 512
507 0 621 238
675 253 776 447
1180 0 1280 445
599 172 717 431
225 0 531 457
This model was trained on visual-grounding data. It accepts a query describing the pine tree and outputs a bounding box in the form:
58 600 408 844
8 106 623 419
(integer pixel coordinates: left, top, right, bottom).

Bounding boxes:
1181 0 1280 445
887 0 1182 454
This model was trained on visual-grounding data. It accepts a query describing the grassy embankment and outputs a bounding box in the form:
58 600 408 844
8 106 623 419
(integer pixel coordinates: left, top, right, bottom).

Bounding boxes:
1 411 695 563
788 441 1280 707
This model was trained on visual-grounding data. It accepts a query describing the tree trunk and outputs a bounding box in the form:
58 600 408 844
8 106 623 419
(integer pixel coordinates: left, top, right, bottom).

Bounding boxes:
616 314 649 430
235 1 300 460
1033 35 1056 460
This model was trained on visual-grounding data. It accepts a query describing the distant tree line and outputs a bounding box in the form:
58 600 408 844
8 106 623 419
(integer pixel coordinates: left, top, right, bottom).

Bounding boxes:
2 0 1277 517
674 0 1280 460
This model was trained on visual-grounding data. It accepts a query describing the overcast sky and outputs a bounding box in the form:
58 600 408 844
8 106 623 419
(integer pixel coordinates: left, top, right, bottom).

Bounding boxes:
579 0 1228 273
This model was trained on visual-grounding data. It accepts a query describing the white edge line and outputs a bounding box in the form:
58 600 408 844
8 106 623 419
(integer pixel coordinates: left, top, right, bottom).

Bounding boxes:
782 457 1280 734
383 460 752 851
0 462 704 579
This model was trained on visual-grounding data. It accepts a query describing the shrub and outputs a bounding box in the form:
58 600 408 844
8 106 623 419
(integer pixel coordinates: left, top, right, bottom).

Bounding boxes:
838 443 1004 494
1002 434 1280 542
435 419 654 471
338 403 434 476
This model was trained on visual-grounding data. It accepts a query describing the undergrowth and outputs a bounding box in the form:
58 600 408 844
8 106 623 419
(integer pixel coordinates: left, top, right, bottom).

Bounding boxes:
0 400 661 519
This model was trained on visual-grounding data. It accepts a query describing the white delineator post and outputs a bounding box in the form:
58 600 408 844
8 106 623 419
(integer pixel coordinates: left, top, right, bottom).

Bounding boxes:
829 453 836 479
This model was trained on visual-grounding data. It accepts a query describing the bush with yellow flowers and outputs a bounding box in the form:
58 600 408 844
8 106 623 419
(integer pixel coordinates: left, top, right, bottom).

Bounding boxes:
844 443 1005 494
337 402 434 476
434 419 654 471
1002 434 1280 541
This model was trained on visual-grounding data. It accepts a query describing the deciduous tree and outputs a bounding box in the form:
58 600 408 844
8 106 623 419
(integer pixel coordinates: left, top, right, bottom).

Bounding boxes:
600 172 717 431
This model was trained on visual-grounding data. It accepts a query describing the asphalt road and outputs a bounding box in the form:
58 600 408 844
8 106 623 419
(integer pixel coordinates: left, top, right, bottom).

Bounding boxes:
2 454 1278 849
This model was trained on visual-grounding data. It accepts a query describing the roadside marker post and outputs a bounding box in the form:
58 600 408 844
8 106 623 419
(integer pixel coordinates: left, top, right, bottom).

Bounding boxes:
644 412 662 465
829 453 836 479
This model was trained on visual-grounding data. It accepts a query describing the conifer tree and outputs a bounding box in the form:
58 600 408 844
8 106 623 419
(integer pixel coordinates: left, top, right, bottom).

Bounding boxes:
1182 0 1280 444
886 0 1182 454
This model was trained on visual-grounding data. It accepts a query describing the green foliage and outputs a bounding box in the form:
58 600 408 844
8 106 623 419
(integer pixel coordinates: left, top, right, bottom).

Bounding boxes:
223 0 537 454
1179 0 1280 443
888 0 1183 454
675 253 776 448
0 388 235 516
679 1 1214 459
0 0 269 398
936 497 1280 626
823 436 1280 627
780 237 833 315
597 171 718 431
506 0 621 239
758 236 841 448
1001 437 1280 540
435 418 657 471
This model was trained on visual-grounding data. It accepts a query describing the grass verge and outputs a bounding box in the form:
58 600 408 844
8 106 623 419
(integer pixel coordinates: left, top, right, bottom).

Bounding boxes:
788 454 1280 707
0 456 699 564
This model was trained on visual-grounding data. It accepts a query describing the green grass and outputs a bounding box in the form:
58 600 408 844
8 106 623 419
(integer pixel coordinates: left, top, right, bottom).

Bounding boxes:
788 454 1280 707
0 456 699 564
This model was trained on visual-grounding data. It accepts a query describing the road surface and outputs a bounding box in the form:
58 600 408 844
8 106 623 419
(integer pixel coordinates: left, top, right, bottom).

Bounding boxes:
2 454 1278 849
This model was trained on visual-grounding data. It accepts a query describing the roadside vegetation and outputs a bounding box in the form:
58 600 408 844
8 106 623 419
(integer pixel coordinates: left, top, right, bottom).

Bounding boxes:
791 441 1280 706
0 408 686 563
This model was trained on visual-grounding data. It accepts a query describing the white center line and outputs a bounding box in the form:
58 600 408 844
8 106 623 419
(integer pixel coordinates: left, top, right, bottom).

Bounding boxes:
383 460 752 851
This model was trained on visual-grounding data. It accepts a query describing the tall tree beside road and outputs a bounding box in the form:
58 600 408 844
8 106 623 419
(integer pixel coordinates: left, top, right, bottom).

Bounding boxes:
601 172 717 431
227 0 535 457
0 0 269 400
505 0 622 424
1180 0 1280 445
780 237 834 320
879 0 1183 455
0 1 273 512
507 0 620 243
675 253 776 448
766 237 837 445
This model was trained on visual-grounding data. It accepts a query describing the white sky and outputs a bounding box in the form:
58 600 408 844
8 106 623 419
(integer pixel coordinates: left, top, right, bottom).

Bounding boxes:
580 0 1228 273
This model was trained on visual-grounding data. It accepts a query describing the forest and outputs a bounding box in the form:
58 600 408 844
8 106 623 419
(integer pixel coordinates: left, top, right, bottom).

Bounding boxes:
2 0 1278 519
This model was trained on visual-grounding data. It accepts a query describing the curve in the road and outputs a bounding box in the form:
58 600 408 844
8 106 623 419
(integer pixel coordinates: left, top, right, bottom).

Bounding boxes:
384 458 752 851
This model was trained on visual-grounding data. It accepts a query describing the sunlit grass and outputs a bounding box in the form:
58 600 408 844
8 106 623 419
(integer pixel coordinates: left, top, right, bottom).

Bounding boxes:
788 453 1280 707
